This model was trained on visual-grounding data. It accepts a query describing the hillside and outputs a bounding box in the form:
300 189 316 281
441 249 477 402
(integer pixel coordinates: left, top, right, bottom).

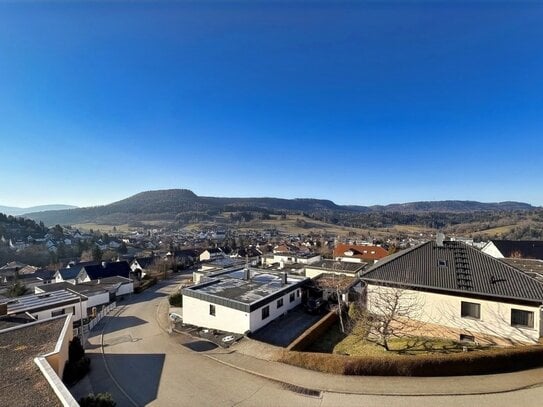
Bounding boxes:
0 204 77 217
23 189 538 227
366 200 534 213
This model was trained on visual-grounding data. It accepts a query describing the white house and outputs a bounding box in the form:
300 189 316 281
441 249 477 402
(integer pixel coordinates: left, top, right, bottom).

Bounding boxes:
362 238 543 345
0 290 88 323
262 252 321 267
182 268 307 334
481 240 543 260
304 259 366 279
199 248 226 262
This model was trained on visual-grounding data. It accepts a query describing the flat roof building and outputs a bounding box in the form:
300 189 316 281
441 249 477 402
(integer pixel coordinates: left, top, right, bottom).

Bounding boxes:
182 267 308 334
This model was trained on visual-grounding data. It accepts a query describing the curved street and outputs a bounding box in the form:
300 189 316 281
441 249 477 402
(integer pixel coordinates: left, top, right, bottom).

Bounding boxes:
72 276 543 407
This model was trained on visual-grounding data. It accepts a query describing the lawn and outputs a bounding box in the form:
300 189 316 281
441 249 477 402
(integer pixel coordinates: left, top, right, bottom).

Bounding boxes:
309 322 483 357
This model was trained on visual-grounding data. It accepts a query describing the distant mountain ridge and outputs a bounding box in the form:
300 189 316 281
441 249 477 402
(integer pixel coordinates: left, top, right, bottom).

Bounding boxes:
0 204 78 217
20 189 537 226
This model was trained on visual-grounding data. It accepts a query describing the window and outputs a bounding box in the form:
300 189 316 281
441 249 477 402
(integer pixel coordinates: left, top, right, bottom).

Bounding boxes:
461 301 480 319
209 304 216 316
511 309 534 328
290 292 295 303
297 290 300 298
262 306 270 320
51 309 65 317
438 259 447 267
460 334 475 343
277 298 283 308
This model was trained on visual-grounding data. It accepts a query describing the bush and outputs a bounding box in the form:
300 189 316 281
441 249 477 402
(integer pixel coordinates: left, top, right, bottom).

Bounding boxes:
279 345 543 376
169 293 183 307
79 392 116 407
63 337 91 386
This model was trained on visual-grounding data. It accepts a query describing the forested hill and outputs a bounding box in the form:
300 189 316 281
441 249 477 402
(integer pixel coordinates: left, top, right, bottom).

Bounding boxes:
0 212 47 241
22 188 537 226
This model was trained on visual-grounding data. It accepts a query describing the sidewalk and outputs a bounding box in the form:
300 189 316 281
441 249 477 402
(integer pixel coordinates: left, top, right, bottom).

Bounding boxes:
205 351 543 396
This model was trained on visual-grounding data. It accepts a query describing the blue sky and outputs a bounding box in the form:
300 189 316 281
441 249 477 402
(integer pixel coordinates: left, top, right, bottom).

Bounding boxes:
1 1 542 208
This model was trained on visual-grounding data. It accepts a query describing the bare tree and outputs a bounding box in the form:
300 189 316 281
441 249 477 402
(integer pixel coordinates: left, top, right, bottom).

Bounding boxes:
349 284 424 351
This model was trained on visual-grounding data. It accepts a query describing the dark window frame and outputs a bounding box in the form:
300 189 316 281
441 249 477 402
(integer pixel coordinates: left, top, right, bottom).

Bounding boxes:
262 306 270 320
511 309 534 328
209 304 216 316
277 298 283 308
461 301 481 319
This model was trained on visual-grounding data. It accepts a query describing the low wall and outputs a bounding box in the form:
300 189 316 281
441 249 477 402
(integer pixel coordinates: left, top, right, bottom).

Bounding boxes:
287 311 338 351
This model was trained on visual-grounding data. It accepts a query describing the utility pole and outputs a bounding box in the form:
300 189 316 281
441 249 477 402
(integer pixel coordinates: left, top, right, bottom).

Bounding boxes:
66 287 85 348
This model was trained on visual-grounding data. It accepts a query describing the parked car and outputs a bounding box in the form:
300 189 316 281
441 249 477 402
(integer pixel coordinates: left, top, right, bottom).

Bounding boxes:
169 312 182 322
305 297 326 314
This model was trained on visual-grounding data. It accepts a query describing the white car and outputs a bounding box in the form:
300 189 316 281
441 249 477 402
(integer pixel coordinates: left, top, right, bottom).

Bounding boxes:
169 312 182 322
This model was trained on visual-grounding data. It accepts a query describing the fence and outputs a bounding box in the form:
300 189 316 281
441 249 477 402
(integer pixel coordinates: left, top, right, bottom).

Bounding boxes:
73 302 116 337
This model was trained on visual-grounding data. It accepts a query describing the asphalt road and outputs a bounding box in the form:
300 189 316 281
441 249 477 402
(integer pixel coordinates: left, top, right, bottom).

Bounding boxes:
74 276 543 407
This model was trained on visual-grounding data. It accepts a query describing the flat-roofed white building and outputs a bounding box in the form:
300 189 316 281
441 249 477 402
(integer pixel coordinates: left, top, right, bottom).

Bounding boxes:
182 268 308 334
0 290 88 323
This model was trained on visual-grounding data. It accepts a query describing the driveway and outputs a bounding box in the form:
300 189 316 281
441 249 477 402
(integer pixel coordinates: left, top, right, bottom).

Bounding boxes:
250 306 323 347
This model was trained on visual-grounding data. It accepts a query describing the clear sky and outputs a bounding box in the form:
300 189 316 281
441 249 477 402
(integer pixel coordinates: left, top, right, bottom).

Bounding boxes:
1 1 542 208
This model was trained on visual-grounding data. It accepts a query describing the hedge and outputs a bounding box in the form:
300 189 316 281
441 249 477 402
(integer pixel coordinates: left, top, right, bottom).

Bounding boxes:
134 277 158 293
278 345 543 376
169 293 183 307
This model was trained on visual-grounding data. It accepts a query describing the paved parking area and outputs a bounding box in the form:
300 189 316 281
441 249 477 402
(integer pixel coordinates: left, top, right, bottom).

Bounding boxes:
250 306 324 347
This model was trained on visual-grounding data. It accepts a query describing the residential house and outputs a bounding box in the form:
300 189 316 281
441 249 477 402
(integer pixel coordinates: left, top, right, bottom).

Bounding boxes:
262 252 321 267
80 261 131 281
334 243 389 264
0 289 88 323
482 240 543 260
182 268 307 334
199 248 226 262
130 256 157 279
304 259 367 279
361 237 543 345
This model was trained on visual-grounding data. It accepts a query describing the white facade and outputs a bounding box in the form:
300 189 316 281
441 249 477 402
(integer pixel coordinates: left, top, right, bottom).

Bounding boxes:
183 288 303 334
116 282 134 297
481 242 504 258
30 300 88 323
366 283 543 344
334 256 365 263
263 253 321 266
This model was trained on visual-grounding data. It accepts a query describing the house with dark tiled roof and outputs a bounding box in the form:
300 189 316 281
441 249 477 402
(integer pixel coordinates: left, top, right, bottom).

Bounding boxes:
482 240 543 260
82 261 131 280
362 237 543 345
130 256 158 279
334 243 388 264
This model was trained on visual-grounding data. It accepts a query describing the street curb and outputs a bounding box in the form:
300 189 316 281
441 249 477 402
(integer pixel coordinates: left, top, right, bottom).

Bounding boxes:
204 353 543 397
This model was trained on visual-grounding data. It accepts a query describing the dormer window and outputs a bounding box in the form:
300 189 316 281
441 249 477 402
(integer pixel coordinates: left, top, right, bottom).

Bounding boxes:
438 259 447 267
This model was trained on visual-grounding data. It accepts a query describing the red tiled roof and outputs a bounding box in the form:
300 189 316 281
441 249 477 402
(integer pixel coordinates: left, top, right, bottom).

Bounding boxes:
333 244 388 261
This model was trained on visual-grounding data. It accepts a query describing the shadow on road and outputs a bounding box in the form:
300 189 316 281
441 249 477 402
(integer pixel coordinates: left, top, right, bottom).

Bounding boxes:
183 340 218 352
74 353 166 407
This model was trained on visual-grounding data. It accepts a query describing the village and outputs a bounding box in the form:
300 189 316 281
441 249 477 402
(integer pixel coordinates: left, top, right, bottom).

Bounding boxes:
2 221 543 406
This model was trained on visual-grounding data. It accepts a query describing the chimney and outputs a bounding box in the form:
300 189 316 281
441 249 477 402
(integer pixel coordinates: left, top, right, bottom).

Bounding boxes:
436 232 445 247
281 272 287 285
243 268 251 281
